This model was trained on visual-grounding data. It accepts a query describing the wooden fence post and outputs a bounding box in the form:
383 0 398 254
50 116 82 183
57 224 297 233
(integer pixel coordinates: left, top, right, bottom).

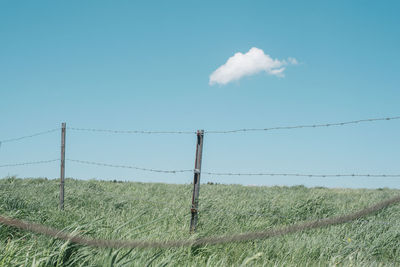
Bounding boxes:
60 122 66 210
190 130 204 233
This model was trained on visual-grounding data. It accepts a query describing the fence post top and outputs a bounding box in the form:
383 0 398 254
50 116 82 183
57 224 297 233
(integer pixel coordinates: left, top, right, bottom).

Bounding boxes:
197 130 204 135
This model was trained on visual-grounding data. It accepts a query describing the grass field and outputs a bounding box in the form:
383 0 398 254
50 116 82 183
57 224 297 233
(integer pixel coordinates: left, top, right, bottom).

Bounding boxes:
0 177 399 266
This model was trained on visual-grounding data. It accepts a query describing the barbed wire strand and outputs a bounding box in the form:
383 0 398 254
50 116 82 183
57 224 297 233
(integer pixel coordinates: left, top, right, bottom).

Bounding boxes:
0 116 399 146
67 158 400 177
67 159 193 174
67 116 400 135
0 128 59 145
0 159 59 168
67 127 196 134
205 116 400 134
203 172 400 178
2 158 397 178
0 194 399 249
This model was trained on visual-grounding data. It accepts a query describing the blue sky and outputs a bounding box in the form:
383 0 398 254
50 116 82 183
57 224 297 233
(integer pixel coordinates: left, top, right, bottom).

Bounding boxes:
1 1 399 188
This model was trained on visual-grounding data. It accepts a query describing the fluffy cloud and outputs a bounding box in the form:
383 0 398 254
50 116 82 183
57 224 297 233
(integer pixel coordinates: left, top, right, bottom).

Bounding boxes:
209 47 297 86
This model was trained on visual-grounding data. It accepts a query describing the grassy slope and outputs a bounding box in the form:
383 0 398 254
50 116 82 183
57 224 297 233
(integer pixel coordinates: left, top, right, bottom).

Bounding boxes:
0 177 399 266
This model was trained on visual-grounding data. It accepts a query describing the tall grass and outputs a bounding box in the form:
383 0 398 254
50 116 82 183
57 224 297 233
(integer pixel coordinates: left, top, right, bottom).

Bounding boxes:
0 177 399 266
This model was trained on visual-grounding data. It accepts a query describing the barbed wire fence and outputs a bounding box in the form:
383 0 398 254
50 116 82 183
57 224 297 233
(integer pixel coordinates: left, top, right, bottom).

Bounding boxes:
65 116 400 134
0 128 59 146
0 115 400 247
0 159 59 168
66 159 194 174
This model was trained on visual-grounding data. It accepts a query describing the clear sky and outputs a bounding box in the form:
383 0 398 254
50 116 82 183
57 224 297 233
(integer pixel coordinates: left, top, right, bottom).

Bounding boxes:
1 1 399 188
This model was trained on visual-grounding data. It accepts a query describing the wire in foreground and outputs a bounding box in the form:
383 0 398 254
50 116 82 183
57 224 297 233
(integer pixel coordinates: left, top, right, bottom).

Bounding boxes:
0 159 59 168
67 159 193 174
68 116 400 135
205 116 400 134
0 128 59 145
0 194 399 248
202 172 400 178
68 127 196 134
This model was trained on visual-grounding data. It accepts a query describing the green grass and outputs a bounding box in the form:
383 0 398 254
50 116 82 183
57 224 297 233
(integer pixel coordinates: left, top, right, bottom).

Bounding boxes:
0 177 400 266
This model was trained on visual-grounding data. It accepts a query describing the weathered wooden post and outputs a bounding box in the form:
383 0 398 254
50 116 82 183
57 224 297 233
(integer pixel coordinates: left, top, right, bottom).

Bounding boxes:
60 122 66 210
190 130 204 233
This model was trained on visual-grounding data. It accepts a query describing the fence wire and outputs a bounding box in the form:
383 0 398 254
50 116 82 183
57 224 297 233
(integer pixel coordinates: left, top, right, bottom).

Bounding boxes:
205 116 400 134
0 159 59 168
65 158 400 178
68 127 196 134
66 116 400 135
203 172 400 178
0 128 59 145
67 159 193 174
0 194 399 249
2 158 397 178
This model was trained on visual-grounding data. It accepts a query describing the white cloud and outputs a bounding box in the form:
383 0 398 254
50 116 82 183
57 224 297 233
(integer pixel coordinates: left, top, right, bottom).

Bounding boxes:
287 57 298 65
209 47 297 86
